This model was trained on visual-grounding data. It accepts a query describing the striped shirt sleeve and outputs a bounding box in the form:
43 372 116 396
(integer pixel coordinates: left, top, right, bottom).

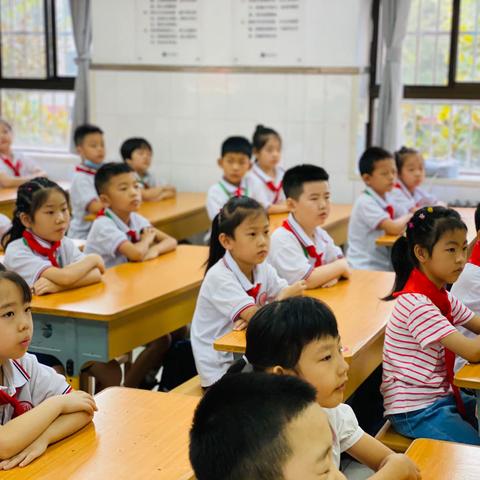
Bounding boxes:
449 292 475 327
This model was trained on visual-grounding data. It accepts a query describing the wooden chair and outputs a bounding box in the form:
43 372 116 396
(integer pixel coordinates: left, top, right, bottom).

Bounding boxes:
375 420 412 453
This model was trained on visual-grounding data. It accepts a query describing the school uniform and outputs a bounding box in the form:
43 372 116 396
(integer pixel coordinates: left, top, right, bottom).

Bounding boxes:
268 213 343 284
0 353 72 425
4 231 84 287
68 164 100 239
450 240 480 371
0 213 11 238
136 171 157 189
0 151 40 178
206 178 251 220
85 208 151 268
191 251 288 387
389 180 438 214
347 186 397 271
247 162 285 208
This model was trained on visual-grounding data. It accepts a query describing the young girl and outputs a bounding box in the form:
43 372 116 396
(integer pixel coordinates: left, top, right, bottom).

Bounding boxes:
382 206 480 445
227 296 420 480
0 119 46 188
190 196 305 388
248 125 288 214
0 268 96 470
390 146 442 214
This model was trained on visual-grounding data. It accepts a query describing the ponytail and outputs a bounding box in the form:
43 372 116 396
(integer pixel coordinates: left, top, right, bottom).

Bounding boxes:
205 213 226 273
252 124 281 152
383 236 414 300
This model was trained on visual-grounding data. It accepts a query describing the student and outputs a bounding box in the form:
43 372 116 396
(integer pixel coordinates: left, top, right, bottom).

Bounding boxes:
382 206 480 445
206 136 253 221
347 147 412 271
0 268 97 470
191 196 305 388
0 215 11 239
247 124 288 214
190 371 346 480
227 297 420 479
2 178 105 295
0 118 46 188
268 165 351 288
85 162 177 388
69 124 105 239
120 137 176 202
390 146 442 214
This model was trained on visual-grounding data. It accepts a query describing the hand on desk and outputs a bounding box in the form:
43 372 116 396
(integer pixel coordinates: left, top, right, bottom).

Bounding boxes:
61 390 97 416
377 453 421 480
277 280 307 301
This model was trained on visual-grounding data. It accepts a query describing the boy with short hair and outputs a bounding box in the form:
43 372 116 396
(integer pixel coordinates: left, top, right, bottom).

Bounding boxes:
120 137 176 202
347 147 412 271
68 124 106 239
189 372 346 480
206 136 253 221
268 164 351 288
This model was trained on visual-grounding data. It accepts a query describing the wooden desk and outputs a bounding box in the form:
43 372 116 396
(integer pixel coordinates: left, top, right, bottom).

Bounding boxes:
406 438 480 480
214 270 395 398
269 204 352 246
376 207 476 247
30 245 208 388
0 181 70 218
2 387 198 480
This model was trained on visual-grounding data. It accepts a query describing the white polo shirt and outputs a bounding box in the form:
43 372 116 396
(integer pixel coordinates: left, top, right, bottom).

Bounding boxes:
347 187 396 271
137 171 157 189
268 213 343 284
191 251 288 387
390 180 438 215
0 151 40 177
68 165 100 239
206 178 252 221
0 214 11 238
4 233 84 287
0 353 72 425
247 162 285 208
85 208 151 268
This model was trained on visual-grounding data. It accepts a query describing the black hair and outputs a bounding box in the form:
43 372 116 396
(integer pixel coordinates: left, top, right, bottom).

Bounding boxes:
475 204 480 232
228 297 338 374
0 269 32 304
221 136 252 158
282 164 329 200
252 124 282 151
394 146 420 174
206 196 266 273
0 117 12 131
1 178 69 249
120 137 152 161
73 124 103 146
359 146 394 175
94 162 134 195
384 206 467 300
189 372 317 480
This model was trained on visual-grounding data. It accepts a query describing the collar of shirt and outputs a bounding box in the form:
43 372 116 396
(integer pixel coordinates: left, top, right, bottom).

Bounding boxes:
395 179 414 199
218 178 248 196
1 359 29 397
222 250 257 292
252 162 283 186
364 186 392 210
26 230 60 250
285 213 317 248
101 208 136 234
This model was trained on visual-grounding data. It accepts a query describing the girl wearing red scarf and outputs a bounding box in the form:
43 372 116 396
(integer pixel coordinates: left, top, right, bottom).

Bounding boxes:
381 206 480 445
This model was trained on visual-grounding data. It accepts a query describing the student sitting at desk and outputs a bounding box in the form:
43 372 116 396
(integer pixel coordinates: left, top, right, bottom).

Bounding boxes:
120 137 176 202
0 118 46 188
0 268 96 470
268 164 351 288
68 124 105 239
0 215 11 239
190 372 346 480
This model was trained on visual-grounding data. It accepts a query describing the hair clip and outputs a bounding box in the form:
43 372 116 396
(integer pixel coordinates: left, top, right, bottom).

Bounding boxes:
427 207 433 213
419 213 425 219
408 222 414 229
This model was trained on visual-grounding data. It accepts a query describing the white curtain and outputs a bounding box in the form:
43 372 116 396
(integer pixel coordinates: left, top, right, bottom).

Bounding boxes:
375 0 412 151
69 0 92 150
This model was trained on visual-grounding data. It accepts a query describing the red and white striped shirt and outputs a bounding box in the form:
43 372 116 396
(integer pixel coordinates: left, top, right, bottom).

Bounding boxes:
381 292 474 415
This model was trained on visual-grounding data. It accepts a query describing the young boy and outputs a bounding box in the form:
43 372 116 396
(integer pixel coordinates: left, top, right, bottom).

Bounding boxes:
68 124 106 239
347 147 412 271
268 164 351 288
206 136 252 221
120 137 176 202
190 372 346 480
85 162 177 389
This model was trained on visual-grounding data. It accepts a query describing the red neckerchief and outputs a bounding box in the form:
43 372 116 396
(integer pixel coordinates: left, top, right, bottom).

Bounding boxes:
75 165 97 175
96 209 139 243
234 186 245 197
252 167 283 203
22 230 61 267
282 220 323 267
1 155 21 177
468 241 480 267
0 388 30 418
246 283 261 301
393 268 466 418
364 189 394 219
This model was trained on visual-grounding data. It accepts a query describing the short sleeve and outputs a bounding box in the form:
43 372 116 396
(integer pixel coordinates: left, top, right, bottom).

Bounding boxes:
85 217 127 259
326 403 364 453
449 292 475 326
70 173 98 214
360 197 390 230
206 185 226 221
248 174 271 208
62 237 85 265
264 262 288 298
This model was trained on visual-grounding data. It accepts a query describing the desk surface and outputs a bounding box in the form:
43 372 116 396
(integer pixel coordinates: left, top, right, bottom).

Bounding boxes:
406 438 480 479
31 245 208 321
2 387 198 480
376 207 476 247
214 269 395 361
454 363 480 389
